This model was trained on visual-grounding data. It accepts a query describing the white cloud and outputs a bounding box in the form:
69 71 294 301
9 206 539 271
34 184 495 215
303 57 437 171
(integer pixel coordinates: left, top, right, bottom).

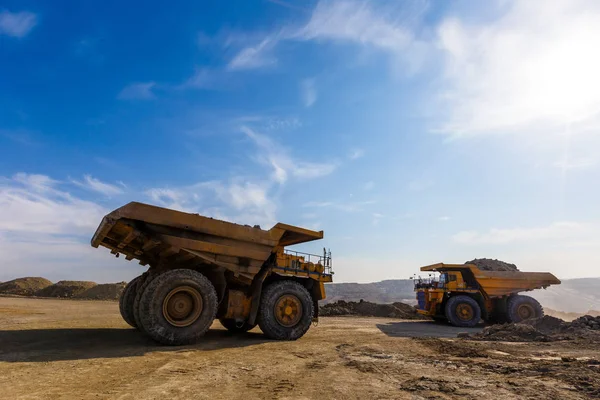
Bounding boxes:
72 175 124 197
300 78 317 107
227 36 278 70
0 173 106 236
241 126 337 184
435 0 600 136
117 82 156 100
348 148 365 160
303 199 375 213
363 181 375 191
0 10 37 38
180 68 216 89
554 157 597 171
453 221 589 245
146 180 276 229
439 216 450 221
295 0 429 74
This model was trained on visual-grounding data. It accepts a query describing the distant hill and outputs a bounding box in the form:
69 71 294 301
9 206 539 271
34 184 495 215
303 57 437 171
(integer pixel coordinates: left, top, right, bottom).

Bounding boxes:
325 277 600 313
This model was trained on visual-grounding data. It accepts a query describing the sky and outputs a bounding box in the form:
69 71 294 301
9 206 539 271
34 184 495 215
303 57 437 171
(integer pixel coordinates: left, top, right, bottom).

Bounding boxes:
1 0 600 283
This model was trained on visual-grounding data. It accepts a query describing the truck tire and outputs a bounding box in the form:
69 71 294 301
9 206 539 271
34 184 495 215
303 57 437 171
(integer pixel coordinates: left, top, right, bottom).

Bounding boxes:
133 271 159 330
445 295 481 328
506 295 543 323
138 269 218 345
119 275 142 328
219 318 257 333
258 280 314 340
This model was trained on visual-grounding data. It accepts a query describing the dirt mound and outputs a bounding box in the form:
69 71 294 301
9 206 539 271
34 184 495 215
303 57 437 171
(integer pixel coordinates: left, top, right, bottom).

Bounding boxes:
76 282 127 300
0 277 53 296
36 281 97 298
465 258 519 271
467 315 600 342
320 299 427 319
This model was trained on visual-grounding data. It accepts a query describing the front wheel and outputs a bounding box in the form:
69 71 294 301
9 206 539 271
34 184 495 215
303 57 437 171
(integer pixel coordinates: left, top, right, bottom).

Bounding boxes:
119 275 142 328
506 295 543 323
445 295 481 328
258 281 314 340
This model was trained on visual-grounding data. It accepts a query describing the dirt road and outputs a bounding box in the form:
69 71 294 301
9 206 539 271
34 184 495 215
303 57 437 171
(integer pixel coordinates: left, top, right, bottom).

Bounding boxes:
1 297 599 399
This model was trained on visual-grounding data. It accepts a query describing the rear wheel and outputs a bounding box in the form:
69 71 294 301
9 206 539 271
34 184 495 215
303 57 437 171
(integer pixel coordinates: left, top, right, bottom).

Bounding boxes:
445 295 481 327
119 275 142 328
219 318 257 333
507 295 543 323
133 271 158 329
138 269 218 345
258 281 314 340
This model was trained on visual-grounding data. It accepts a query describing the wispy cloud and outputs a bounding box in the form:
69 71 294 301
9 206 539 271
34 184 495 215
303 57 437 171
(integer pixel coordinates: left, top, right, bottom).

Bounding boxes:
0 129 39 146
71 175 125 197
363 181 375 191
0 173 106 235
0 10 38 38
554 158 597 171
241 126 337 184
300 78 317 107
227 36 279 71
453 222 588 245
117 82 156 100
146 180 277 229
303 199 375 212
348 148 365 160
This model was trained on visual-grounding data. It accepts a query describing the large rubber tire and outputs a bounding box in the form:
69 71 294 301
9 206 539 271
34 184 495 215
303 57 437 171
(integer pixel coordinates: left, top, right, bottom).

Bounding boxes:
258 281 314 340
445 295 481 328
133 271 159 330
219 318 257 333
138 269 218 345
506 295 543 323
119 275 142 328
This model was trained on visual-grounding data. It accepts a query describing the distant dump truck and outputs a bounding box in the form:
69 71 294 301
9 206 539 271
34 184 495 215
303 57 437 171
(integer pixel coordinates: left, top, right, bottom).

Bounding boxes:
413 263 560 327
91 202 333 345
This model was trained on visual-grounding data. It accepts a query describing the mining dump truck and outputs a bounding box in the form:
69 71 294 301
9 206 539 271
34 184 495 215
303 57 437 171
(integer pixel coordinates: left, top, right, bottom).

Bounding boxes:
91 202 333 345
413 263 560 327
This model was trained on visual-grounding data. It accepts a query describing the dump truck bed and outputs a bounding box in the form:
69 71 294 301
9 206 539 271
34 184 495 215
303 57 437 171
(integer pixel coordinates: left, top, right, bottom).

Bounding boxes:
421 263 561 297
91 202 325 282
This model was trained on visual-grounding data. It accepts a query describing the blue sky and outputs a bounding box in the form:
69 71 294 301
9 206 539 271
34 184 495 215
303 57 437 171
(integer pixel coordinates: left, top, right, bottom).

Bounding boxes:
1 0 600 283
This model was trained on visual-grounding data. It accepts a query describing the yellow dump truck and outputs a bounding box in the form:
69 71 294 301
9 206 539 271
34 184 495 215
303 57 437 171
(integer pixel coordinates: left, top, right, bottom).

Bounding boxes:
413 263 560 327
91 202 333 345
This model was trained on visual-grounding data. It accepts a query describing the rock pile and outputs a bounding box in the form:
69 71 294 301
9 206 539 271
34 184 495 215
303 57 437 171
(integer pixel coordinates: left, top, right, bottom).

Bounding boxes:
466 315 600 342
0 277 53 296
319 299 427 319
465 258 519 272
36 281 98 298
77 282 127 300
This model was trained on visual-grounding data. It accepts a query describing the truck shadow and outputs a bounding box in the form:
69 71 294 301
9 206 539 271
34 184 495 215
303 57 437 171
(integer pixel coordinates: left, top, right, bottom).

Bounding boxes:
376 320 484 338
0 328 269 362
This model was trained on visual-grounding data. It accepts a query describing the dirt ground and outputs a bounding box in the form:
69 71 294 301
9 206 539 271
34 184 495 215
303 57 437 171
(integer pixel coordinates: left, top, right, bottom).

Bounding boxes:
1 297 599 400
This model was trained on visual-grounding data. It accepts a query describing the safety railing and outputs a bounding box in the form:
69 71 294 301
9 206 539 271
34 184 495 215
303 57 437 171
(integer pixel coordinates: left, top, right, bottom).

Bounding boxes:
280 248 333 276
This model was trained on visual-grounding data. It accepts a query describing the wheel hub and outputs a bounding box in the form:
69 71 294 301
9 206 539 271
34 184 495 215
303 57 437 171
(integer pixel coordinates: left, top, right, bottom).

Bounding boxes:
274 294 302 327
517 304 534 320
456 303 474 321
162 286 203 327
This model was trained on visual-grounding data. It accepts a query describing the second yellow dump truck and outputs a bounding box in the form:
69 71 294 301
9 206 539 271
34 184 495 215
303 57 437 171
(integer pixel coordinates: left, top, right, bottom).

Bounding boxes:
414 263 561 327
91 202 333 345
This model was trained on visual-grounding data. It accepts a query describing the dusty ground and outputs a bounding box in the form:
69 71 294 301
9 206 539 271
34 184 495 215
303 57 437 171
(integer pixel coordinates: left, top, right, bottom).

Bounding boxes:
1 297 599 400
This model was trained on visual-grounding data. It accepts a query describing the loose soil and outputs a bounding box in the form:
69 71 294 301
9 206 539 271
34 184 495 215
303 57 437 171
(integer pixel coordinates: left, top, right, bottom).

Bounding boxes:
76 282 127 300
1 297 599 399
36 281 97 298
465 258 519 271
0 277 53 296
319 299 428 319
467 315 600 343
